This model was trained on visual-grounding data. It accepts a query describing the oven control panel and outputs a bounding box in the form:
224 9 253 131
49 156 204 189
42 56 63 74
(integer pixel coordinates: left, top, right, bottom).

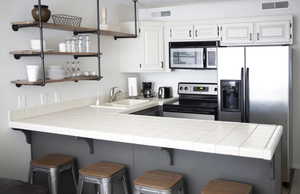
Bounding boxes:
178 83 218 95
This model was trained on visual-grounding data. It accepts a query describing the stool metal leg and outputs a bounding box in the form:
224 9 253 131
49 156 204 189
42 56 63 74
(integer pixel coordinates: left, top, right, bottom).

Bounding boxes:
134 188 141 194
121 174 129 194
71 162 77 187
102 181 112 194
49 168 59 194
77 175 84 194
94 184 100 194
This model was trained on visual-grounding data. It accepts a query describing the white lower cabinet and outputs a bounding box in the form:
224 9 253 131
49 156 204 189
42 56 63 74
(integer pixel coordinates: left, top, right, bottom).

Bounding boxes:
120 22 165 73
255 21 292 44
220 23 254 45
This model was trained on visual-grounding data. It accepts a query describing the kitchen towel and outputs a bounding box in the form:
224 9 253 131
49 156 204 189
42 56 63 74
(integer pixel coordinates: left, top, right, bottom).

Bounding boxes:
128 77 138 97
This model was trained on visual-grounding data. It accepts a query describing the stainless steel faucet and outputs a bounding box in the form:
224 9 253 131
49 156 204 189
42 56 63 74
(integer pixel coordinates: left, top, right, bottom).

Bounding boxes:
109 87 122 102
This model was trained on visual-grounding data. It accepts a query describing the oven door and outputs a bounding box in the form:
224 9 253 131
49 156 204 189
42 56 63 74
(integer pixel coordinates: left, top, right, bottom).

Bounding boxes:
206 48 218 69
170 48 205 69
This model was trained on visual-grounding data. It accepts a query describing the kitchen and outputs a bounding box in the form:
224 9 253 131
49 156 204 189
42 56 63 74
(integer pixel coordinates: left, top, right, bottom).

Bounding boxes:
0 0 299 194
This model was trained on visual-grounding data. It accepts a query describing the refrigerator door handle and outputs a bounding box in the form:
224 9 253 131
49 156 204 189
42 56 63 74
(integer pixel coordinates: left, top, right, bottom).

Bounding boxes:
203 48 207 68
245 67 250 122
241 67 245 122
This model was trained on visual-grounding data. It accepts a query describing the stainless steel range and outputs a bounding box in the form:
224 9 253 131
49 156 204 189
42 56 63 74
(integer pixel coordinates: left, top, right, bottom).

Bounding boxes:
163 82 218 120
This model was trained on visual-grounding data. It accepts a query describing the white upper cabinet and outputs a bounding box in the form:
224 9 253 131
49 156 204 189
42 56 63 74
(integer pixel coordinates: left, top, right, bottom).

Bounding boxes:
220 16 293 46
119 22 165 73
141 24 165 71
194 24 220 41
169 25 194 41
220 23 254 45
255 21 292 44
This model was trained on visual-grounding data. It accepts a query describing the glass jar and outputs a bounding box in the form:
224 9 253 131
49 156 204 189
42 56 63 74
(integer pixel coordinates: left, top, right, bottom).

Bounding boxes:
71 36 77 52
78 35 84 53
65 39 72 52
82 35 90 52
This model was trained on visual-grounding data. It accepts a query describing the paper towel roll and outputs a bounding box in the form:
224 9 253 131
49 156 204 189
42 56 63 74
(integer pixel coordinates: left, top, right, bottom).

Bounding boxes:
128 77 138 97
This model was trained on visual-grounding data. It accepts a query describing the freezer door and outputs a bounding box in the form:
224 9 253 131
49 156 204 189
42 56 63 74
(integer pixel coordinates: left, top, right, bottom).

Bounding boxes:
218 47 245 122
246 46 291 182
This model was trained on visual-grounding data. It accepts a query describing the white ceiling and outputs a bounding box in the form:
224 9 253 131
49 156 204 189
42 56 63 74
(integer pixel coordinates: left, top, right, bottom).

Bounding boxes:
136 0 240 8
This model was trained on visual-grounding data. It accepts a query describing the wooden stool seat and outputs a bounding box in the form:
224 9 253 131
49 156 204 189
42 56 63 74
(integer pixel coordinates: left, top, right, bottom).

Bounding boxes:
134 170 183 190
79 162 126 178
201 180 252 194
31 154 74 168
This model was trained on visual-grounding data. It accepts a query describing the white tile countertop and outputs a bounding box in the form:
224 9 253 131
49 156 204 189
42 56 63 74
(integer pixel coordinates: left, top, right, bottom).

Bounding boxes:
9 97 282 161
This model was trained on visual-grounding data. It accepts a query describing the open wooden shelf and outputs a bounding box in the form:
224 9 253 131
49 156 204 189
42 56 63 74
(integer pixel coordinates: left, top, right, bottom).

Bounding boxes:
12 75 100 87
10 50 100 59
11 21 135 37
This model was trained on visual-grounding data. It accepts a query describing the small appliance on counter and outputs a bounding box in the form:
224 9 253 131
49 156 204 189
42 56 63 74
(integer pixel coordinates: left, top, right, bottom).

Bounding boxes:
142 82 154 98
158 87 172 99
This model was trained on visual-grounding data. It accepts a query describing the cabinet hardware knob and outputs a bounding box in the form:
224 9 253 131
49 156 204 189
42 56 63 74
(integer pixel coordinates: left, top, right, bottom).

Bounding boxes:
161 61 164 68
195 30 198 37
257 33 260 40
189 30 192 38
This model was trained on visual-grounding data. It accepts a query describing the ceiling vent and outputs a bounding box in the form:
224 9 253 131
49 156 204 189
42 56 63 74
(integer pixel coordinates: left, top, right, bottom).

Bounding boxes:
151 11 171 17
262 1 289 9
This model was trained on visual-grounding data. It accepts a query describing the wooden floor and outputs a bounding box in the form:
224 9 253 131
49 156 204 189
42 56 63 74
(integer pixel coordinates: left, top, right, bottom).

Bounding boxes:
290 170 300 194
283 170 300 194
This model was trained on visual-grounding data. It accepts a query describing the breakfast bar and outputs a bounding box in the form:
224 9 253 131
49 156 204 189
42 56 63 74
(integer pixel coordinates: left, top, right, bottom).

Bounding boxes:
9 98 283 194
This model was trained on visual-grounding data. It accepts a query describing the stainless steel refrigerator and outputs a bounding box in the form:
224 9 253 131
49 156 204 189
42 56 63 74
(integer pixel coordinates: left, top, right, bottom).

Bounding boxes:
217 46 293 183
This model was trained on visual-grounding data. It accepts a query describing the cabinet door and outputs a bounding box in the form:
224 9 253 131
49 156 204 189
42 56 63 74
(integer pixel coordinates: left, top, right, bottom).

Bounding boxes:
220 23 254 45
119 23 144 73
255 21 292 44
141 25 165 71
170 25 194 41
194 24 220 41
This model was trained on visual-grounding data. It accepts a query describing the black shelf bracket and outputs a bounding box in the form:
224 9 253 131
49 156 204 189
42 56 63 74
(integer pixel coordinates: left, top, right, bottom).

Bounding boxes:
77 137 94 154
161 148 175 166
114 0 138 40
14 54 41 60
13 128 32 144
73 30 98 36
74 53 102 59
12 23 37 32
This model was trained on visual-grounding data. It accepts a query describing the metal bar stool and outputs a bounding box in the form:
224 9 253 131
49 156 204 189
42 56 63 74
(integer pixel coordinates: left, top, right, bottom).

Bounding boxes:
201 179 253 194
29 154 77 194
77 161 129 194
134 170 185 194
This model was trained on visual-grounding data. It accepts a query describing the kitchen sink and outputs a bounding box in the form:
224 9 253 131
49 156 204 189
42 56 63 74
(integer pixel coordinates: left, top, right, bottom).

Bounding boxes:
110 99 149 106
91 99 150 109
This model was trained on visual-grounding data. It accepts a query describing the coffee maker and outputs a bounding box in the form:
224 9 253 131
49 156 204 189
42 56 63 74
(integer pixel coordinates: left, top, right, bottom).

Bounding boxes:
142 82 153 98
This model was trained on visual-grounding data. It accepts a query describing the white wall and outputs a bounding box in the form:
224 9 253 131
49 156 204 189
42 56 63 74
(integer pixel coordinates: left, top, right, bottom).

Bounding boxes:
0 0 132 180
138 0 300 168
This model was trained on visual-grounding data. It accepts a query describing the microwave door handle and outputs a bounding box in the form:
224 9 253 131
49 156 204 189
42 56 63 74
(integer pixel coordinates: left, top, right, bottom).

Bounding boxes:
241 67 245 122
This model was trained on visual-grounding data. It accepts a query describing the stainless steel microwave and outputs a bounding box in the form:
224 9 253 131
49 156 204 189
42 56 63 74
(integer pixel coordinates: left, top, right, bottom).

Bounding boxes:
169 41 218 70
